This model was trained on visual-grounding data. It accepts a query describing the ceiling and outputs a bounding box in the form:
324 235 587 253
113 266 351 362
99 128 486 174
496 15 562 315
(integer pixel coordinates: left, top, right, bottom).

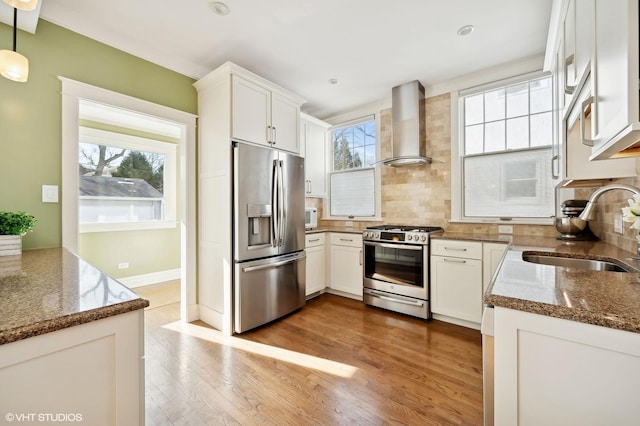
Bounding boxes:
35 0 553 119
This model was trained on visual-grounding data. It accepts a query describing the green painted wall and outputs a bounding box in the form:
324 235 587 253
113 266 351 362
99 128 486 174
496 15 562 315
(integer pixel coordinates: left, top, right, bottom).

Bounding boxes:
0 19 196 280
79 228 181 279
77 121 182 279
0 19 196 256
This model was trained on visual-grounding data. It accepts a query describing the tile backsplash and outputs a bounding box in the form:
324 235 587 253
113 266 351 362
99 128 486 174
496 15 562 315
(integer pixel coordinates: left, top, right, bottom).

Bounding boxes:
308 92 640 247
575 173 640 254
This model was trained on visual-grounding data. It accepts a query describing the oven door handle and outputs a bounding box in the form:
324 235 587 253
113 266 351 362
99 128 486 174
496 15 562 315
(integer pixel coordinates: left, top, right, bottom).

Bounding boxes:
364 241 423 251
366 290 426 307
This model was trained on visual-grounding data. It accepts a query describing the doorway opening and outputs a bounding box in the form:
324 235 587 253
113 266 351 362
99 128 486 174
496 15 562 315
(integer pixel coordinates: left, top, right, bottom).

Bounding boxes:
60 77 197 322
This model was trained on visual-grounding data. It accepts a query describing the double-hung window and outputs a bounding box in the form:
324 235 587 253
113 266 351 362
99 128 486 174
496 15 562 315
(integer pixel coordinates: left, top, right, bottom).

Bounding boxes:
78 126 177 232
458 73 554 221
328 116 377 218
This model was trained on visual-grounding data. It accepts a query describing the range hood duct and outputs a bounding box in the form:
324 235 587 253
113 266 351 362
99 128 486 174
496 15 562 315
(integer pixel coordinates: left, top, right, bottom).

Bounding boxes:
383 80 432 167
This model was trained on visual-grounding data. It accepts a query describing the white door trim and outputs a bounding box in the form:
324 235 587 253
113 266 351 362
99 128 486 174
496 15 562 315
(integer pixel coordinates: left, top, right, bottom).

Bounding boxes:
59 77 199 322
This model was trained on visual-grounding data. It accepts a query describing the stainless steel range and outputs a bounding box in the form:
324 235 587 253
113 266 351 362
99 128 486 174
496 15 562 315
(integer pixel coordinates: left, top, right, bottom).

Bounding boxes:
362 225 443 319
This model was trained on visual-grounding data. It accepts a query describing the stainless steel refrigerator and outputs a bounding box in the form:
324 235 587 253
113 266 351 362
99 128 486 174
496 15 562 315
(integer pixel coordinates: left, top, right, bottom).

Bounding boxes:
233 141 306 333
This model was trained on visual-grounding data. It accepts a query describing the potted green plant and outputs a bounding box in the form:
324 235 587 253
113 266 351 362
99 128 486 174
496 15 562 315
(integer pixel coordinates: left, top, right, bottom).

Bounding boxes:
0 211 36 256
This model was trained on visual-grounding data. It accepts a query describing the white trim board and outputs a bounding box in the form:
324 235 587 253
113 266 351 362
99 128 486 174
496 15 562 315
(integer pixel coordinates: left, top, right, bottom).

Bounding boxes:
118 268 181 288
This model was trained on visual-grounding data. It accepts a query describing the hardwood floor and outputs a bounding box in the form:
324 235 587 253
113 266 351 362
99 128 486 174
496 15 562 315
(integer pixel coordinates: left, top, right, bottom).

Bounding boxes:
135 280 181 309
144 294 483 425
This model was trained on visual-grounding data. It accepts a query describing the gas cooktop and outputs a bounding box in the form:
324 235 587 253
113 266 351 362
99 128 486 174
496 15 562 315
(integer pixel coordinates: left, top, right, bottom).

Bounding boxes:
365 225 444 233
363 225 443 244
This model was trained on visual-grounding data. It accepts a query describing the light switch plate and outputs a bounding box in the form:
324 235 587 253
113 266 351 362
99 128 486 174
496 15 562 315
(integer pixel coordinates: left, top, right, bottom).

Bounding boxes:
42 185 59 203
614 214 623 234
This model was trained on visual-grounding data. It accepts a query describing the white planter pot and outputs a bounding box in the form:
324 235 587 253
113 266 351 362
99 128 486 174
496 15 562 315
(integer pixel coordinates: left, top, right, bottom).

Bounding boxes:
0 235 22 256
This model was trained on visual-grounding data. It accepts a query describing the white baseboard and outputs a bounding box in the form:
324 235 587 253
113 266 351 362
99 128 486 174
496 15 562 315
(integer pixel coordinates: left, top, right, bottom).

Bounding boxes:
325 288 363 301
185 303 200 323
118 269 181 288
198 305 223 331
432 313 481 330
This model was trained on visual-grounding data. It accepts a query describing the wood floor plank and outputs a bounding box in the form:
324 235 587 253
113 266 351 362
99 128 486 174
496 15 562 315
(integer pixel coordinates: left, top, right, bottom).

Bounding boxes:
144 293 483 425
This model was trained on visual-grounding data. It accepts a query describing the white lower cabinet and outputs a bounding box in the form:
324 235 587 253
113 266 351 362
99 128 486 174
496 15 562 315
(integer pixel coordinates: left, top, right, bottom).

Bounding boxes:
305 233 326 296
431 239 507 328
494 307 640 425
482 242 509 292
328 233 363 299
0 310 145 425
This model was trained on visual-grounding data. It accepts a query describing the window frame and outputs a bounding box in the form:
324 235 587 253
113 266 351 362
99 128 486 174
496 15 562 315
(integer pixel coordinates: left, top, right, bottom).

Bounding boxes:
78 126 178 233
451 70 556 225
324 114 382 221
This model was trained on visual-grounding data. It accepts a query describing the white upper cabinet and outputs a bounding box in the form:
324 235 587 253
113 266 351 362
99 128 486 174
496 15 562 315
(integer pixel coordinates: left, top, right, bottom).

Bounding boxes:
562 0 594 94
300 113 329 197
232 76 271 146
545 0 637 183
271 92 301 153
590 0 640 159
232 74 302 153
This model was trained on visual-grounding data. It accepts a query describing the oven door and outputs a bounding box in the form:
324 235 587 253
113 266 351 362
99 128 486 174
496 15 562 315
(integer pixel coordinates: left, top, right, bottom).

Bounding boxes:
363 241 427 300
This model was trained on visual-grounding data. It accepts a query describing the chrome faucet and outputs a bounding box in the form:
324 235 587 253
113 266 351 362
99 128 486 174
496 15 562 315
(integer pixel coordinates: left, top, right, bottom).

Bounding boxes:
579 184 640 221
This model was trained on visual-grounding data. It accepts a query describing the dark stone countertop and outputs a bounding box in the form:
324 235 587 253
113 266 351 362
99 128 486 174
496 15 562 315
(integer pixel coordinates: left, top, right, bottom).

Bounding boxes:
438 234 640 334
305 227 363 235
0 248 149 345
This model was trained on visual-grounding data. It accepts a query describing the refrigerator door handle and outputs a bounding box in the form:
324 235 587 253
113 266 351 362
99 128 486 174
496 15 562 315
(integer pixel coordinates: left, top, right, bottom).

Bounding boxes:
271 159 279 247
278 159 285 246
241 252 306 273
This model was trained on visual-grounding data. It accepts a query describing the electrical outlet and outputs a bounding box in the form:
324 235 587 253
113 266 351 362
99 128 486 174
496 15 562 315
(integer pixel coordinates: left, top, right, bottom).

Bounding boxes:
614 214 623 234
118 262 129 269
498 225 513 234
346 221 354 227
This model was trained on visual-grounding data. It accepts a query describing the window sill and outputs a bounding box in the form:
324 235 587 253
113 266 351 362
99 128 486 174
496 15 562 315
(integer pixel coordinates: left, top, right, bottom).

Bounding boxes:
321 216 383 222
79 221 178 233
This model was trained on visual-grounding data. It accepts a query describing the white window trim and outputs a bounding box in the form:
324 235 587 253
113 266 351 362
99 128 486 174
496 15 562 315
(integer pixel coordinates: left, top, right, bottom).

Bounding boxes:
78 126 178 233
450 71 555 226
323 112 382 221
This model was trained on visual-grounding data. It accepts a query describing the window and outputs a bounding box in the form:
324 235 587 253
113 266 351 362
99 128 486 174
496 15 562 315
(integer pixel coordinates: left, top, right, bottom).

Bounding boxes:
458 74 554 221
78 127 177 232
329 117 377 218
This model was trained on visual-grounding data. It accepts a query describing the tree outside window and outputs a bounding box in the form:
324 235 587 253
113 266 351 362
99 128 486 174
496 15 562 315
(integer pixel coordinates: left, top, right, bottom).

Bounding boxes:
77 127 176 228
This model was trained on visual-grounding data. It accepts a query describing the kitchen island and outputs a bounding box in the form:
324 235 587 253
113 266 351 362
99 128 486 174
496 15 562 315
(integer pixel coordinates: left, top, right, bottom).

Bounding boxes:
0 248 148 425
484 236 640 426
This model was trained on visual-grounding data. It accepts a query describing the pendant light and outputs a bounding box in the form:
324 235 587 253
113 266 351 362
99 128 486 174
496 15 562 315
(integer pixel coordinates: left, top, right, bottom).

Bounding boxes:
0 7 28 82
3 0 37 11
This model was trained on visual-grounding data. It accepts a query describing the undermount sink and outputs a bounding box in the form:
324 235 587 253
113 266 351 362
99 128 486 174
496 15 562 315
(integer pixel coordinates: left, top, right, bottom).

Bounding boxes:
522 253 634 273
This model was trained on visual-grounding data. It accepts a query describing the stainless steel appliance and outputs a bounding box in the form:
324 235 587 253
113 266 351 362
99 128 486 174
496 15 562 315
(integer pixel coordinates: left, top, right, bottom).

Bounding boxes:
555 199 597 241
305 207 317 229
362 225 443 319
233 141 306 333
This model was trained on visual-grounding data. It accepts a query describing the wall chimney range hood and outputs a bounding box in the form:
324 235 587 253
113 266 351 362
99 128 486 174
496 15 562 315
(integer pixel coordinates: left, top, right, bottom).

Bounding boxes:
383 80 432 167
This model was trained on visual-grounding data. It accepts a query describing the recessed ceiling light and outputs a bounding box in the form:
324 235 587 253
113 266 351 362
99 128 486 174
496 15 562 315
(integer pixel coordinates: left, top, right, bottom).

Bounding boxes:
210 1 230 16
328 78 339 85
457 25 474 36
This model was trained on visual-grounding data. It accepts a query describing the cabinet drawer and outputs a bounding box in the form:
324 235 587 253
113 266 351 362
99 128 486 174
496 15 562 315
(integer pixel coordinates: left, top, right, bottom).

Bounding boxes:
431 239 482 260
305 233 325 247
329 233 362 248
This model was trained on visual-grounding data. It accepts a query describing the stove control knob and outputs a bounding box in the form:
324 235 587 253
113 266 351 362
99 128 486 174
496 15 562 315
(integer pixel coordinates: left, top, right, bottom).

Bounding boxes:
420 235 427 242
365 232 371 238
407 234 413 241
